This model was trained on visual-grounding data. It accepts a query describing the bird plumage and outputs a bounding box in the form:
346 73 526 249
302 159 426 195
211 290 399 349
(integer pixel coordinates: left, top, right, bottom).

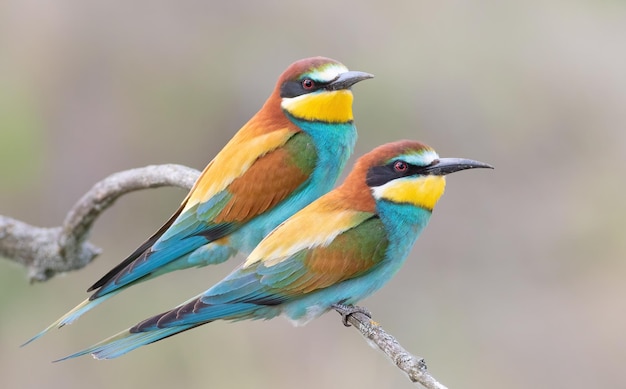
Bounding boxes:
24 57 372 345
55 140 493 360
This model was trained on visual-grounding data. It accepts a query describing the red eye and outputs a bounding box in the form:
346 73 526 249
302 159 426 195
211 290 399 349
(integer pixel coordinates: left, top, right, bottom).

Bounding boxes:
302 79 315 89
393 161 408 172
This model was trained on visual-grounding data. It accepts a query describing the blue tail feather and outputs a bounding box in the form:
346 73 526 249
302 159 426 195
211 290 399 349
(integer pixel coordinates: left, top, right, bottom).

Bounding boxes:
54 325 195 361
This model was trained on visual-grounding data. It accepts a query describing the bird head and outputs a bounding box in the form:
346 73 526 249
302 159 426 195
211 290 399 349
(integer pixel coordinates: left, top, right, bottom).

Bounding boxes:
277 57 373 123
339 140 493 212
365 140 493 211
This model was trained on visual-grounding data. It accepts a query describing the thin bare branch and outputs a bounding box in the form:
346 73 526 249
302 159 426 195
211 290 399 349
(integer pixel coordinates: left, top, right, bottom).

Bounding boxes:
334 306 449 389
0 164 200 282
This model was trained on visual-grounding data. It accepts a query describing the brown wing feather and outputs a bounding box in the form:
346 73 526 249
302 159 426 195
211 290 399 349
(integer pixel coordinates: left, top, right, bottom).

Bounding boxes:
280 217 387 295
214 143 314 224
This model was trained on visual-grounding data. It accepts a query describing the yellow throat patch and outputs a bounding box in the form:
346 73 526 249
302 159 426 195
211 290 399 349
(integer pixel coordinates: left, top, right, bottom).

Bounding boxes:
375 175 446 211
281 90 354 123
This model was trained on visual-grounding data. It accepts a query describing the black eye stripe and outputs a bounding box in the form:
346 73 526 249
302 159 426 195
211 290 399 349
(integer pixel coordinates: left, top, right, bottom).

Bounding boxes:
280 79 330 98
365 161 428 187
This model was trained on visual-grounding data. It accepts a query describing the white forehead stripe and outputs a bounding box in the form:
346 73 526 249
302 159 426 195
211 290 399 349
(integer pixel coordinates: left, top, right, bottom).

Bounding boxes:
305 64 349 83
401 149 439 166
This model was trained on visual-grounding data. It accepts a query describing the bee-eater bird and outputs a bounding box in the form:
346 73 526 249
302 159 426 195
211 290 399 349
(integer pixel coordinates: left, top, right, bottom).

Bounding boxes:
55 140 492 360
24 57 372 345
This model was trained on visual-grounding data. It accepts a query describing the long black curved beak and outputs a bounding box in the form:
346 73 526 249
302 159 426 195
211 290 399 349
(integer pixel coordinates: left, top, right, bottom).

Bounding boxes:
327 71 374 90
423 158 494 176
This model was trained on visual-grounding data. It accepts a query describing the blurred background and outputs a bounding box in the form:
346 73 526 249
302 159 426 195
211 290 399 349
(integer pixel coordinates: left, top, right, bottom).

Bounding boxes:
1 1 625 388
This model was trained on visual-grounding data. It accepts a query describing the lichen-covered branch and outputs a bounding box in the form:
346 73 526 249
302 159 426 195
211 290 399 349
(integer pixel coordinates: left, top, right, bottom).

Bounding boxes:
1 163 449 387
0 164 200 282
333 306 449 389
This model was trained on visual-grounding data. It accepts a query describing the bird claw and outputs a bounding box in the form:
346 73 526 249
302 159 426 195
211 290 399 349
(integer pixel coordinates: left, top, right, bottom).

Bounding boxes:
332 303 372 327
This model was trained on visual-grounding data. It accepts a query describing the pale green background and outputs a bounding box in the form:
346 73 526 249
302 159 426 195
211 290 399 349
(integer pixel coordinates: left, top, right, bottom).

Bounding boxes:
1 1 625 388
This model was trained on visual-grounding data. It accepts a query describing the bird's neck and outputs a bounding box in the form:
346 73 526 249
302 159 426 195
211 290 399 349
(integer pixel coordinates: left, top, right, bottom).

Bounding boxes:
288 119 357 193
376 201 432 262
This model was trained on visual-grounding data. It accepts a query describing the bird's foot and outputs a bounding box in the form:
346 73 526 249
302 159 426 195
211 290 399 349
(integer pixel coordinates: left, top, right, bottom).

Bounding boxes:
332 303 372 327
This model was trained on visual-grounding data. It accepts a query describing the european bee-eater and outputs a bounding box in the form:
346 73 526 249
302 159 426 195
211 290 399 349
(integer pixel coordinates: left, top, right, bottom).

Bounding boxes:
55 140 492 360
25 57 372 344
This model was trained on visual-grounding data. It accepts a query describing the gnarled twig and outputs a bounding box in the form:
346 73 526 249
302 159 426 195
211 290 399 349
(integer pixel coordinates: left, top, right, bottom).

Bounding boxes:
0 164 199 282
333 306 448 389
